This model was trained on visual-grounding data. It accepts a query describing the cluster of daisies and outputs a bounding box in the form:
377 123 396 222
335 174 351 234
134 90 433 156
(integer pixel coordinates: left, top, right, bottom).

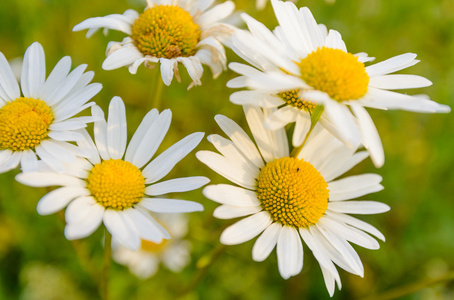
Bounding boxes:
0 0 449 297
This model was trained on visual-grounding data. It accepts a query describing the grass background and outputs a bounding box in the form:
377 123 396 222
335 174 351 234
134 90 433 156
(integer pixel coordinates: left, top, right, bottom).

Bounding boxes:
0 0 453 299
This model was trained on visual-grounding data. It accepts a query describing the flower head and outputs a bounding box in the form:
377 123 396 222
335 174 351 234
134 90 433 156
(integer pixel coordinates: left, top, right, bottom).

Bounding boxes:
197 105 389 296
73 0 236 88
228 0 450 167
112 213 191 279
0 42 102 173
16 97 208 250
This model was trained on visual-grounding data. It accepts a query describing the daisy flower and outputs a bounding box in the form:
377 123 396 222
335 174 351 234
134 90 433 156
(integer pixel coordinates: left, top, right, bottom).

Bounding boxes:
196 105 390 296
16 97 208 250
73 0 236 87
228 0 450 167
0 42 102 173
112 213 191 279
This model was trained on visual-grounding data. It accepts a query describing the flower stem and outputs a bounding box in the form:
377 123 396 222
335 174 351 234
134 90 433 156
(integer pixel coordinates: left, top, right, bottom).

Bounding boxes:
150 68 165 110
361 271 454 300
101 228 112 300
290 105 324 158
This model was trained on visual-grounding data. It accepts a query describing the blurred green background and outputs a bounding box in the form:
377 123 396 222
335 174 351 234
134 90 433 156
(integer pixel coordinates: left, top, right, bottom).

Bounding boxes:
0 0 453 299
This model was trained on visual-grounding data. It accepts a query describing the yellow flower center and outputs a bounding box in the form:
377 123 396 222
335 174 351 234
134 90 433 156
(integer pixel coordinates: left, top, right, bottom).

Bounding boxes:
278 89 316 112
298 47 369 102
0 97 54 151
131 4 201 59
87 159 145 210
256 157 329 228
141 239 167 253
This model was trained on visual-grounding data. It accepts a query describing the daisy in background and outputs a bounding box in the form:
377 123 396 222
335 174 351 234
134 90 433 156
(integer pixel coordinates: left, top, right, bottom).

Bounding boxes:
73 0 236 88
112 213 191 279
16 97 208 250
0 42 102 173
228 0 450 167
197 105 390 296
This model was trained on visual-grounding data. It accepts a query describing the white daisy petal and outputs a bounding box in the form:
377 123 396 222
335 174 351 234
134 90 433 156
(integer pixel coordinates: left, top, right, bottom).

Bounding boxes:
252 223 281 262
230 91 283 108
40 56 72 104
0 52 20 101
92 104 110 160
369 74 432 90
0 150 13 166
277 226 303 279
299 228 339 279
203 184 260 207
135 205 170 239
214 115 263 168
220 211 272 245
37 186 90 215
213 205 262 219
40 140 77 163
350 104 384 168
65 196 98 224
140 198 204 213
324 151 369 182
21 42 45 99
318 218 379 250
292 113 311 147
76 129 101 165
124 109 159 163
142 131 204 184
315 223 364 276
328 201 390 215
65 204 104 240
321 266 337 297
123 208 163 243
20 150 38 172
145 176 209 196
16 172 86 187
365 53 418 77
325 30 347 52
201 144 253 176
104 209 140 250
102 46 143 70
264 106 298 130
107 97 127 159
73 11 136 35
126 109 172 168
160 58 175 86
326 211 386 241
207 134 260 178
328 174 383 201
197 1 235 28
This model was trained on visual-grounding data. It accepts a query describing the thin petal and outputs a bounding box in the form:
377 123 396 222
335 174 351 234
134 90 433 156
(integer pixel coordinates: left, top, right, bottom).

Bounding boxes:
252 223 281 262
140 198 204 213
145 176 209 195
220 211 272 245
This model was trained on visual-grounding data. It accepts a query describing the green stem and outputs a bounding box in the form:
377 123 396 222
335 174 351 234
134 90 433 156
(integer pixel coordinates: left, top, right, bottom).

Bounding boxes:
290 105 324 158
361 271 454 300
149 68 165 110
101 229 112 300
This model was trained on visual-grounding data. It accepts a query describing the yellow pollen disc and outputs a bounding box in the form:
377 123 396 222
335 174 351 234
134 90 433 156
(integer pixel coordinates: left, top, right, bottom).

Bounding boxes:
141 239 167 253
278 89 317 112
298 47 369 102
256 157 329 228
87 159 145 210
131 4 201 59
0 97 54 151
